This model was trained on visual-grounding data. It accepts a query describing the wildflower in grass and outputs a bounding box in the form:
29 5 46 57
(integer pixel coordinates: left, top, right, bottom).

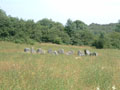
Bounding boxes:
75 57 81 59
101 66 104 70
96 87 100 90
112 85 116 90
32 72 35 75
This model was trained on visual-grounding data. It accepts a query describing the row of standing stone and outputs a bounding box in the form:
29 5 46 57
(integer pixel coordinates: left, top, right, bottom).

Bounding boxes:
24 47 45 54
24 48 98 56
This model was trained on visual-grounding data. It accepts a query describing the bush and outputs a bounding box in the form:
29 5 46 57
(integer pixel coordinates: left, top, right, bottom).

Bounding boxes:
14 38 35 45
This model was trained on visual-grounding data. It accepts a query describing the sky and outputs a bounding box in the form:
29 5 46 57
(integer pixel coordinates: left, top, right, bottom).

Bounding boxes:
0 0 120 25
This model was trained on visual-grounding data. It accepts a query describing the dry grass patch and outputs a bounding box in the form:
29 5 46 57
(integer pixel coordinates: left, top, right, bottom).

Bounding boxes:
0 61 22 71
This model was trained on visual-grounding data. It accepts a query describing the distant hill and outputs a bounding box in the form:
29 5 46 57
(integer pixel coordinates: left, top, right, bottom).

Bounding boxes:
88 23 117 34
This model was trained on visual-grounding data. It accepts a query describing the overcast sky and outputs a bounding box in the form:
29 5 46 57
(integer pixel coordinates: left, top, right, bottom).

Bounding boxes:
0 0 120 25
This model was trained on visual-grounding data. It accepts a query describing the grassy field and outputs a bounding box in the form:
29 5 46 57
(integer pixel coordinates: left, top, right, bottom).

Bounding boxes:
0 41 120 90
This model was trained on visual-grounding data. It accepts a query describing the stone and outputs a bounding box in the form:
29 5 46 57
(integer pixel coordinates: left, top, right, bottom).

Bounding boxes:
48 49 53 54
31 47 36 53
57 49 64 54
84 49 90 55
77 50 84 56
66 50 74 55
90 52 98 56
24 48 30 53
37 48 45 54
53 51 58 55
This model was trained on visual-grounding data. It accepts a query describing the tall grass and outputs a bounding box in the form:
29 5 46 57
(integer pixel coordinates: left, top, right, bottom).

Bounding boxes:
0 41 120 90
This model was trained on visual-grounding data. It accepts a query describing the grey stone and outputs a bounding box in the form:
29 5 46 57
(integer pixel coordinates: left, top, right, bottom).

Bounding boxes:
66 50 74 55
24 48 30 53
84 49 90 55
77 50 85 56
37 48 45 54
90 52 98 56
53 51 58 55
31 47 36 53
57 49 64 54
48 49 53 54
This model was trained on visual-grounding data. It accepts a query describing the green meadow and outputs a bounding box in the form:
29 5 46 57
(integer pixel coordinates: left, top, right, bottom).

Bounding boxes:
0 41 120 90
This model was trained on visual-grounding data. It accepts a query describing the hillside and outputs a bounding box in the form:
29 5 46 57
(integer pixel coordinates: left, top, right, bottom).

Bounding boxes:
88 23 117 33
0 41 120 90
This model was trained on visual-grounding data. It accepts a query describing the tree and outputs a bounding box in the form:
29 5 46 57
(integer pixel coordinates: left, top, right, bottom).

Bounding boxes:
65 19 76 36
37 18 55 29
108 32 120 49
65 19 88 37
73 20 88 31
92 33 111 49
0 9 11 39
71 30 94 46
115 21 120 32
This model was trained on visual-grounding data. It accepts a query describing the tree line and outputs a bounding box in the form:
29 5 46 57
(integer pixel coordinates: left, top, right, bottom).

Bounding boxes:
0 9 120 49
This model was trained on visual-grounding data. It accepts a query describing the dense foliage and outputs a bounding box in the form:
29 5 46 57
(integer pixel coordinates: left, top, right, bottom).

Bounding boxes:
0 9 120 49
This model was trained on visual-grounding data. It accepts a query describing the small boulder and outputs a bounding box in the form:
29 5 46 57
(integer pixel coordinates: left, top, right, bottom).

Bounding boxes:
48 49 53 54
77 50 84 56
24 48 30 53
84 49 90 56
37 48 45 54
66 50 74 55
53 51 58 55
31 47 36 53
57 49 64 54
90 52 98 56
